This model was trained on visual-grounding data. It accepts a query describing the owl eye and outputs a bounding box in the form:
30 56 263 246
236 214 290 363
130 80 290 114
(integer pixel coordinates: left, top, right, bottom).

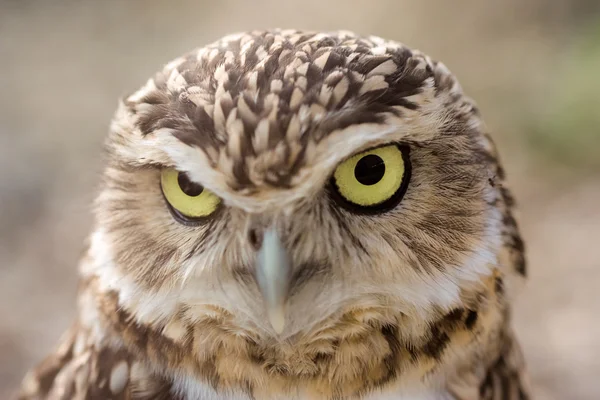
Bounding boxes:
330 144 410 212
161 168 221 220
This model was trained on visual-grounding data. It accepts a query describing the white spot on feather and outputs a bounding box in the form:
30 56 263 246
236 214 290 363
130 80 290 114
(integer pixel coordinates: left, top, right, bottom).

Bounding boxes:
295 76 307 91
214 63 229 86
226 110 244 159
284 64 295 80
286 114 301 141
240 39 255 56
288 34 302 45
212 100 227 139
290 87 304 109
313 52 330 69
109 361 129 394
325 70 344 85
332 76 349 105
195 47 208 62
255 46 267 60
207 48 219 62
163 318 188 342
318 85 333 106
359 75 388 94
367 59 397 77
239 34 253 47
166 69 187 92
270 80 283 93
296 62 309 76
371 46 387 55
253 119 270 153
223 51 235 66
237 96 258 125
265 94 280 120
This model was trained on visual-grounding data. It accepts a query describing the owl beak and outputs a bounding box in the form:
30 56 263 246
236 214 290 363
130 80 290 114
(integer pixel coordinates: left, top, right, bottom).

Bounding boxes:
255 228 291 334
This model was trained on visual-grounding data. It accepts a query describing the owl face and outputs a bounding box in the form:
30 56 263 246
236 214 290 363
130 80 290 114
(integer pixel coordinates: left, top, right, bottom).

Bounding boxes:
93 30 502 340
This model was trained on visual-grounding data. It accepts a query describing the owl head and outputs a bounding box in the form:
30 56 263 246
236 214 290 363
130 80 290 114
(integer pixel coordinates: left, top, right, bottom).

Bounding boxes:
90 30 506 346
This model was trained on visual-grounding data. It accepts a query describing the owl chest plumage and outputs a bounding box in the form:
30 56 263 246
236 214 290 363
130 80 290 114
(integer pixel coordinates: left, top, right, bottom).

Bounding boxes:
18 253 526 400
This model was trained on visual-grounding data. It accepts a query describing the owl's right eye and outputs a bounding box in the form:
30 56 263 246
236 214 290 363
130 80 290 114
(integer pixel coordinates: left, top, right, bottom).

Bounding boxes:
161 168 221 220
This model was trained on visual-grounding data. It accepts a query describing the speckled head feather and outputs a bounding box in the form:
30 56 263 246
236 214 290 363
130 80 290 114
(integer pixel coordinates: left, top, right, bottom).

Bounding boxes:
110 29 474 212
18 30 529 400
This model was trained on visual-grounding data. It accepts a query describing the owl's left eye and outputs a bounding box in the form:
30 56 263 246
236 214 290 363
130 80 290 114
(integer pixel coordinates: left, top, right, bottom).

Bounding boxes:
330 144 411 213
161 168 221 220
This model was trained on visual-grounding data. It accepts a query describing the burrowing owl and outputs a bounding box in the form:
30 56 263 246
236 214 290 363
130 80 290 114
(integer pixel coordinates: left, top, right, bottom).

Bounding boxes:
18 30 529 399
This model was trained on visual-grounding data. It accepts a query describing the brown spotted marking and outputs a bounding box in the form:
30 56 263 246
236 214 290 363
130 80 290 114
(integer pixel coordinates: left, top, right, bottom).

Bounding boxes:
17 321 177 400
91 276 509 399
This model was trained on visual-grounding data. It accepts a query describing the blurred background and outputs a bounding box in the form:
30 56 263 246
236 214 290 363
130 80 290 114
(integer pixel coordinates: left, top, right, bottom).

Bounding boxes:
1 0 599 398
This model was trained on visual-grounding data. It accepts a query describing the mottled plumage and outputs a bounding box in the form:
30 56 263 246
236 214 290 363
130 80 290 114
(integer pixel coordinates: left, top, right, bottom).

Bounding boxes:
18 30 530 399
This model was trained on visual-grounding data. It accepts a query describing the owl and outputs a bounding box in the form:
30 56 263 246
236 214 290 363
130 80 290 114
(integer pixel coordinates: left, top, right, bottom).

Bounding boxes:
17 30 530 400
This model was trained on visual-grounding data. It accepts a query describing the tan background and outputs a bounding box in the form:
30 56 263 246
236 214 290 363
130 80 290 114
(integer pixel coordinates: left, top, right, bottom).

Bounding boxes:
1 0 599 398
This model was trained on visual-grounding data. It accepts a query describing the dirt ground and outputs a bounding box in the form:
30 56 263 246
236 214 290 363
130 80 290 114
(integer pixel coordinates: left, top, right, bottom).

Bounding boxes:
1 1 599 398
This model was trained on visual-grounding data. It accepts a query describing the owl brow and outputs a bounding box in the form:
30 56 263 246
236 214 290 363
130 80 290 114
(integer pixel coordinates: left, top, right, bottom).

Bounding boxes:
106 156 167 172
333 140 410 166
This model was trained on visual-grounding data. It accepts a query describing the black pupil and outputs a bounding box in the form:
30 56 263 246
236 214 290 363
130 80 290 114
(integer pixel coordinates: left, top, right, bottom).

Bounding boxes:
177 172 204 197
354 154 386 186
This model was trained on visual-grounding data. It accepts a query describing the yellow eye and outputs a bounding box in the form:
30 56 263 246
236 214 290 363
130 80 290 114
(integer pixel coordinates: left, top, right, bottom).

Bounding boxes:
161 168 221 219
331 144 410 211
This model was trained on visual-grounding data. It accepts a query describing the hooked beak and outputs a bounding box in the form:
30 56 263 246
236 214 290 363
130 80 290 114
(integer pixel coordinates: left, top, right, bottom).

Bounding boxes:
255 228 292 334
